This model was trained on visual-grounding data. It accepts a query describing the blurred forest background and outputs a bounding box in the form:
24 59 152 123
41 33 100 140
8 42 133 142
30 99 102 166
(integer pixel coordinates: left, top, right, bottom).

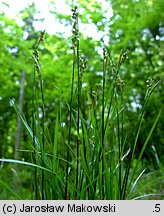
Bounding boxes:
0 0 164 199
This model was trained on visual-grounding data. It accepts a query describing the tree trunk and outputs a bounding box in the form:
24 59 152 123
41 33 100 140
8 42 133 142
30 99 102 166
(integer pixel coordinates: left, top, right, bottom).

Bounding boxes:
14 70 26 161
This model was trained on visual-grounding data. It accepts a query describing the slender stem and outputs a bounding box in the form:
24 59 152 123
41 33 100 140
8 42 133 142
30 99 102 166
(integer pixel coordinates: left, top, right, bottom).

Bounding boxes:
115 91 121 199
65 48 75 199
101 49 108 199
75 23 80 200
120 90 124 198
32 60 38 199
32 30 46 199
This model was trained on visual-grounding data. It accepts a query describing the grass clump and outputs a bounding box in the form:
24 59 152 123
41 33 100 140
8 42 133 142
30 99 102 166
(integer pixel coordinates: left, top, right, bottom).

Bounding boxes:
0 6 163 200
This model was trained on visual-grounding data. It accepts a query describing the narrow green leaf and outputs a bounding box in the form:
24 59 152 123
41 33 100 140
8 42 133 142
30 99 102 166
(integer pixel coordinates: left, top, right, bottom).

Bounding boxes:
0 179 22 200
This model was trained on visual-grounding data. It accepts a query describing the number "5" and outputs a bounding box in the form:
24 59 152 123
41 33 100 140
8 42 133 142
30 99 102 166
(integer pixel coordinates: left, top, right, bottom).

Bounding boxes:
154 204 160 212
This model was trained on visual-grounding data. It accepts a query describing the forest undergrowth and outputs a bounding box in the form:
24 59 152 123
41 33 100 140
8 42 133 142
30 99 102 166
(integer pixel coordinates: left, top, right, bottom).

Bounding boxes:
0 6 163 200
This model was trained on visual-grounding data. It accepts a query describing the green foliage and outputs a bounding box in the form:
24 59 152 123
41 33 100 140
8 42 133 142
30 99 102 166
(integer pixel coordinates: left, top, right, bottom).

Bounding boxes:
0 0 163 200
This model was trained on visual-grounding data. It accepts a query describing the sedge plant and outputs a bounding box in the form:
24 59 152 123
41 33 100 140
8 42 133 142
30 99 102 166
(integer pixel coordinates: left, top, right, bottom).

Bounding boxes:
0 6 163 200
